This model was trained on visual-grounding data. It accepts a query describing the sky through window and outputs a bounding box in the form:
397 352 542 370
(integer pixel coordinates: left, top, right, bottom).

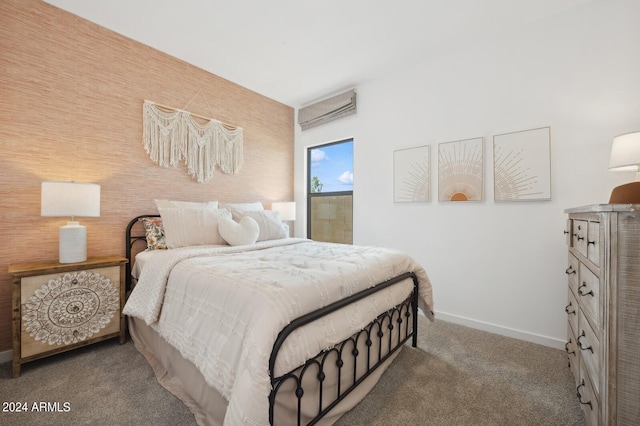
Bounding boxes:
309 140 353 193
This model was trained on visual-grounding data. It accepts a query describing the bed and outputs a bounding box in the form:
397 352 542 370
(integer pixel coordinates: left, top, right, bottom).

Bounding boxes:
123 204 434 426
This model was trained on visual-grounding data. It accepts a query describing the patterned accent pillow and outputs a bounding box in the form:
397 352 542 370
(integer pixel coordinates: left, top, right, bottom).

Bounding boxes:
139 217 166 250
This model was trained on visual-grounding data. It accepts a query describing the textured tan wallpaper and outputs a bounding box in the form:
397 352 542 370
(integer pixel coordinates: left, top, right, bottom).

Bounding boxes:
0 0 294 352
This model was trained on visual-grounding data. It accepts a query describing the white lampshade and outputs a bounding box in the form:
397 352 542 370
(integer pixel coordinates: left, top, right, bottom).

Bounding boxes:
41 181 101 263
609 131 640 173
272 201 296 221
41 181 101 218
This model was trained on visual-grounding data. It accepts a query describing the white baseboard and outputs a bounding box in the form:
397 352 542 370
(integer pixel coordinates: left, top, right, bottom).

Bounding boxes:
433 310 565 350
0 349 12 364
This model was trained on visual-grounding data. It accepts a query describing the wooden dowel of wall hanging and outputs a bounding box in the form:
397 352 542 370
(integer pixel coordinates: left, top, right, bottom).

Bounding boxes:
145 100 238 130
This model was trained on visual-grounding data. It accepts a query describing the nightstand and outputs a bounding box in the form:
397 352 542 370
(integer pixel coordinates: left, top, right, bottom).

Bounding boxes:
8 256 128 377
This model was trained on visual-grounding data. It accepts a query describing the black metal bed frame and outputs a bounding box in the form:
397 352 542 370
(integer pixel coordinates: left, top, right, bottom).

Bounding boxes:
125 215 419 426
125 214 160 292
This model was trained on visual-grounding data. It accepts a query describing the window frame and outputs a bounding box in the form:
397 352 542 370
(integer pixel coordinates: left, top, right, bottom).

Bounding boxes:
306 138 354 240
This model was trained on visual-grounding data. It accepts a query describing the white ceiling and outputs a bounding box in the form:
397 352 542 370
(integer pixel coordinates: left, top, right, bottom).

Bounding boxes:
44 0 594 107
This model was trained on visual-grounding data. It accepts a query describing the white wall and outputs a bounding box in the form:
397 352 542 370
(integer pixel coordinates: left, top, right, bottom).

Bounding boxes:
293 0 640 349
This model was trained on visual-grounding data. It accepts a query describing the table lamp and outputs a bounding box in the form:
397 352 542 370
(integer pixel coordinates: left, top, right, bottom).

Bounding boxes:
271 201 296 221
272 201 296 237
41 181 101 263
608 131 640 204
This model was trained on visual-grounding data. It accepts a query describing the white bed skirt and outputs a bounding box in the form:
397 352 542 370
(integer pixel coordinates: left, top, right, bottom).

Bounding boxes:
128 316 401 426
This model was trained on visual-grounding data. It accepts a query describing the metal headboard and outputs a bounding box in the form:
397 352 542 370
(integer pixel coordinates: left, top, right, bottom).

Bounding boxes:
125 214 160 292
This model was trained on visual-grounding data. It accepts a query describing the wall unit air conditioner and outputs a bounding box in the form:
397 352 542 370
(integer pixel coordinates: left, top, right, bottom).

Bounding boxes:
297 89 357 131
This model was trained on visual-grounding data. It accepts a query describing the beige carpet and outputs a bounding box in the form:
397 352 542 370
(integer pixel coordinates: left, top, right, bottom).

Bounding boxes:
336 318 585 425
0 317 584 425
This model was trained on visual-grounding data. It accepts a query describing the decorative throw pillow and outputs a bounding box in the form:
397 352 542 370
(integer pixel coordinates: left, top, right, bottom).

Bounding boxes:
239 210 287 241
219 216 260 246
158 207 231 248
139 217 166 250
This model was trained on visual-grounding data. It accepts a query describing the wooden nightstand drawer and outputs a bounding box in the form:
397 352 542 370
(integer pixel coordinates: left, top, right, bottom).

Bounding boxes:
20 266 121 358
9 256 127 377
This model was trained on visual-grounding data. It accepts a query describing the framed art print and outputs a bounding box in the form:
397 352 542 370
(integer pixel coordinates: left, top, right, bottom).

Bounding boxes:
393 145 430 202
493 127 551 201
438 137 484 202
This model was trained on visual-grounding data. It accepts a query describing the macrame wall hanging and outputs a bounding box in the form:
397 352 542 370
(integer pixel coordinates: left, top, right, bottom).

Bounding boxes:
142 97 243 183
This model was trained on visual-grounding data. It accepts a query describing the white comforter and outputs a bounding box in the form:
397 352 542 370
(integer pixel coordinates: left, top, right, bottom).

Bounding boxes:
123 238 433 426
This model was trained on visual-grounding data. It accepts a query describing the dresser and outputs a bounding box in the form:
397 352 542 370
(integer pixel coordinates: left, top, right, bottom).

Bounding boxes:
564 205 640 425
8 256 128 377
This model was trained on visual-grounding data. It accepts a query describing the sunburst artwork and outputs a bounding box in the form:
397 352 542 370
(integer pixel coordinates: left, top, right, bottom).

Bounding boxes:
493 127 551 201
393 145 430 202
438 137 484 202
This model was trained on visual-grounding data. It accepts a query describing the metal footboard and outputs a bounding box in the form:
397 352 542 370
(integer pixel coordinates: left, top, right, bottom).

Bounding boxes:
269 272 419 425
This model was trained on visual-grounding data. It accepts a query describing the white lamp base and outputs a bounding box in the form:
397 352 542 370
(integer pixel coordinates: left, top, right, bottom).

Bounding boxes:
59 221 87 263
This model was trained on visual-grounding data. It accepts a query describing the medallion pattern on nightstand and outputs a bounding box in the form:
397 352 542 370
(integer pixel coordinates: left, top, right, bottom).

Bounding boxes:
9 256 127 378
23 270 119 346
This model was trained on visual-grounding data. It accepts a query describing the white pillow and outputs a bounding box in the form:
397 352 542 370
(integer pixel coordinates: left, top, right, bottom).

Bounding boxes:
158 207 231 248
219 216 260 246
220 201 264 211
155 199 219 209
220 202 264 220
239 210 287 241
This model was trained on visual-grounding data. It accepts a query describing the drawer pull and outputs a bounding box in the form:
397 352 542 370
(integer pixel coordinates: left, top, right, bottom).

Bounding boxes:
564 230 570 235
565 340 575 355
576 236 584 241
565 266 576 275
565 302 576 315
577 331 594 353
578 282 594 297
587 240 596 246
576 380 593 410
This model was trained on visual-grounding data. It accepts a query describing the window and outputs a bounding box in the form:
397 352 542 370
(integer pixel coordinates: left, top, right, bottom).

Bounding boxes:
307 139 353 244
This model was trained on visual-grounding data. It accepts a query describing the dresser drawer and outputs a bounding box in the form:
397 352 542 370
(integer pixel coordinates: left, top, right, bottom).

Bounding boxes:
566 253 579 295
578 263 600 327
566 321 579 385
566 287 579 335
577 309 600 397
572 220 588 258
578 361 599 426
586 220 600 266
